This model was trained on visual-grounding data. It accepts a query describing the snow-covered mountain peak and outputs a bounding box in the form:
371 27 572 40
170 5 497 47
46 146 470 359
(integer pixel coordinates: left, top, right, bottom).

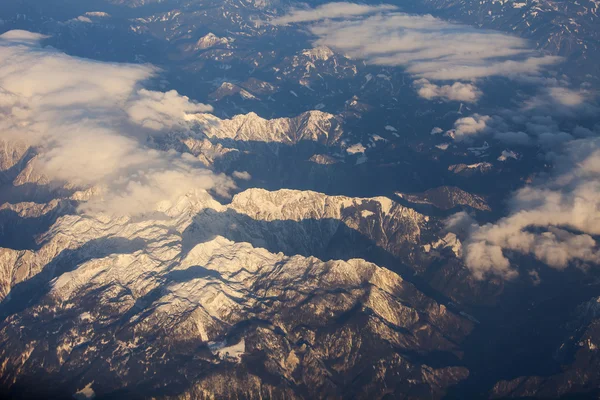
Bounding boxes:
0 226 471 398
230 188 411 222
302 46 335 61
195 109 342 145
194 32 233 50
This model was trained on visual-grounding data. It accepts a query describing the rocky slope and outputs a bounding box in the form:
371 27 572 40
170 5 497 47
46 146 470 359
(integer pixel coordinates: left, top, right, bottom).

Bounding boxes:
184 188 503 307
491 296 600 398
2 1 599 398
0 133 477 400
0 187 473 399
193 110 343 147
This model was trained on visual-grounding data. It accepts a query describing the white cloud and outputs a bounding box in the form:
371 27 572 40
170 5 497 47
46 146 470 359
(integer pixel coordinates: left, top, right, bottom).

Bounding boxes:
232 171 252 180
270 3 397 25
272 4 600 282
451 114 491 141
446 95 600 280
83 162 234 215
415 79 482 102
537 131 574 148
71 16 93 24
126 89 213 131
284 5 561 81
449 138 600 279
0 30 234 215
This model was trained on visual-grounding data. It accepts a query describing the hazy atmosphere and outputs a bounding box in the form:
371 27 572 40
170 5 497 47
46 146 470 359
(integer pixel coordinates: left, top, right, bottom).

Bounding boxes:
0 0 599 399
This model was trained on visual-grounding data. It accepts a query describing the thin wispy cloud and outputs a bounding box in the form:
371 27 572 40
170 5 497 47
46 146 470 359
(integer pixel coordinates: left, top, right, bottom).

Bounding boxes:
270 3 397 25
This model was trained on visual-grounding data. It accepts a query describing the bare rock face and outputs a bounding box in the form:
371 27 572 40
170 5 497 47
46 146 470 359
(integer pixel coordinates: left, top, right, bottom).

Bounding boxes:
149 110 345 170
206 77 278 103
239 78 278 96
181 137 240 167
215 188 502 306
0 129 500 400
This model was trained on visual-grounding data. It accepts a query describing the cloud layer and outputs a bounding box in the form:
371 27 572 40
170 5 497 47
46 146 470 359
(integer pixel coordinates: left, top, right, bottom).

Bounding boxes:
0 30 234 215
275 3 561 82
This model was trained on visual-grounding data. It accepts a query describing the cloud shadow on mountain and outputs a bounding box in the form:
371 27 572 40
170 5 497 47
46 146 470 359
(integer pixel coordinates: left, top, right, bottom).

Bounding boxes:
166 265 224 283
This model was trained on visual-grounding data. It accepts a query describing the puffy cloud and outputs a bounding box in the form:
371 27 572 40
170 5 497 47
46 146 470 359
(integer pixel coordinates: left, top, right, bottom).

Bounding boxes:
270 3 397 25
83 160 235 215
450 114 491 141
126 89 213 130
280 5 562 82
449 138 600 279
529 270 541 286
443 83 599 278
0 30 234 215
504 114 583 148
415 79 482 103
232 171 252 180
0 33 151 110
